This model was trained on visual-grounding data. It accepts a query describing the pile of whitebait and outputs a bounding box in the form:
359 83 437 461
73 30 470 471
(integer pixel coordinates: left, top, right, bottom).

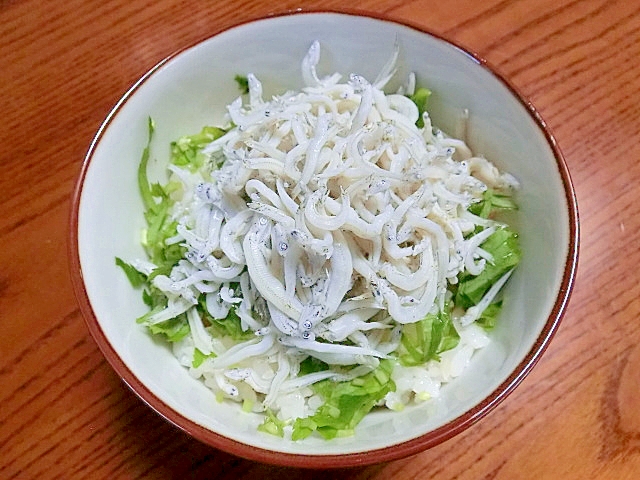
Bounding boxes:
133 41 519 429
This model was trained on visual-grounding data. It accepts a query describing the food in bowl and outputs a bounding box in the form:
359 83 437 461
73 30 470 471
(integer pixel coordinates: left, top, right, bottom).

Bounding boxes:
116 41 521 441
72 10 578 466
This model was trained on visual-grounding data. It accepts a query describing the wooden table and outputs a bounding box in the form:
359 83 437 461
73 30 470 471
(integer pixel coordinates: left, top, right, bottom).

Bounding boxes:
2 0 639 478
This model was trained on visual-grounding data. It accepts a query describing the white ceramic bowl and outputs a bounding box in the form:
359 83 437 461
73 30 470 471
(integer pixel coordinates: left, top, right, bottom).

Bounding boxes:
70 10 579 468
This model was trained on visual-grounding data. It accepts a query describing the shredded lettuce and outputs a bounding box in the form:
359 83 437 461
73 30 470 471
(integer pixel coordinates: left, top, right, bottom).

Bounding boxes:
408 87 432 128
117 118 194 342
202 303 253 341
138 117 157 212
475 301 502 330
115 257 146 287
258 409 286 437
136 118 184 268
469 189 518 219
141 284 167 308
234 74 250 94
170 125 226 172
291 360 395 440
456 227 521 309
298 356 330 376
148 315 190 342
192 348 216 368
398 305 460 366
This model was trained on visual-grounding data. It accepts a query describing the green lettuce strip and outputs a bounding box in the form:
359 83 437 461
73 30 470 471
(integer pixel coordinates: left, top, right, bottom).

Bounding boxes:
455 226 521 309
290 359 395 440
398 304 460 366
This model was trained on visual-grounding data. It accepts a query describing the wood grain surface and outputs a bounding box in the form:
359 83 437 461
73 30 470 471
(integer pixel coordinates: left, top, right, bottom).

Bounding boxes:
1 0 639 478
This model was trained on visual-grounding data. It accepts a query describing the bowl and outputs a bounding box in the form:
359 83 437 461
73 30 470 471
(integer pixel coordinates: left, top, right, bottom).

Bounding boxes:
69 9 579 468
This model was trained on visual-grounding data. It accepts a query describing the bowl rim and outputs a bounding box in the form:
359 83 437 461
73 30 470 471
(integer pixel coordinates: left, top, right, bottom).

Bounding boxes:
68 7 580 469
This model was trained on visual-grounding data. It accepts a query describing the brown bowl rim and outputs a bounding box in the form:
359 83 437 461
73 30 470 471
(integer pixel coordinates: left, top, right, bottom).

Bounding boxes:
68 7 580 469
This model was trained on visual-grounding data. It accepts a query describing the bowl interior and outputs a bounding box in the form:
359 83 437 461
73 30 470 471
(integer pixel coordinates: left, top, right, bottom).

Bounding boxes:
74 11 576 463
